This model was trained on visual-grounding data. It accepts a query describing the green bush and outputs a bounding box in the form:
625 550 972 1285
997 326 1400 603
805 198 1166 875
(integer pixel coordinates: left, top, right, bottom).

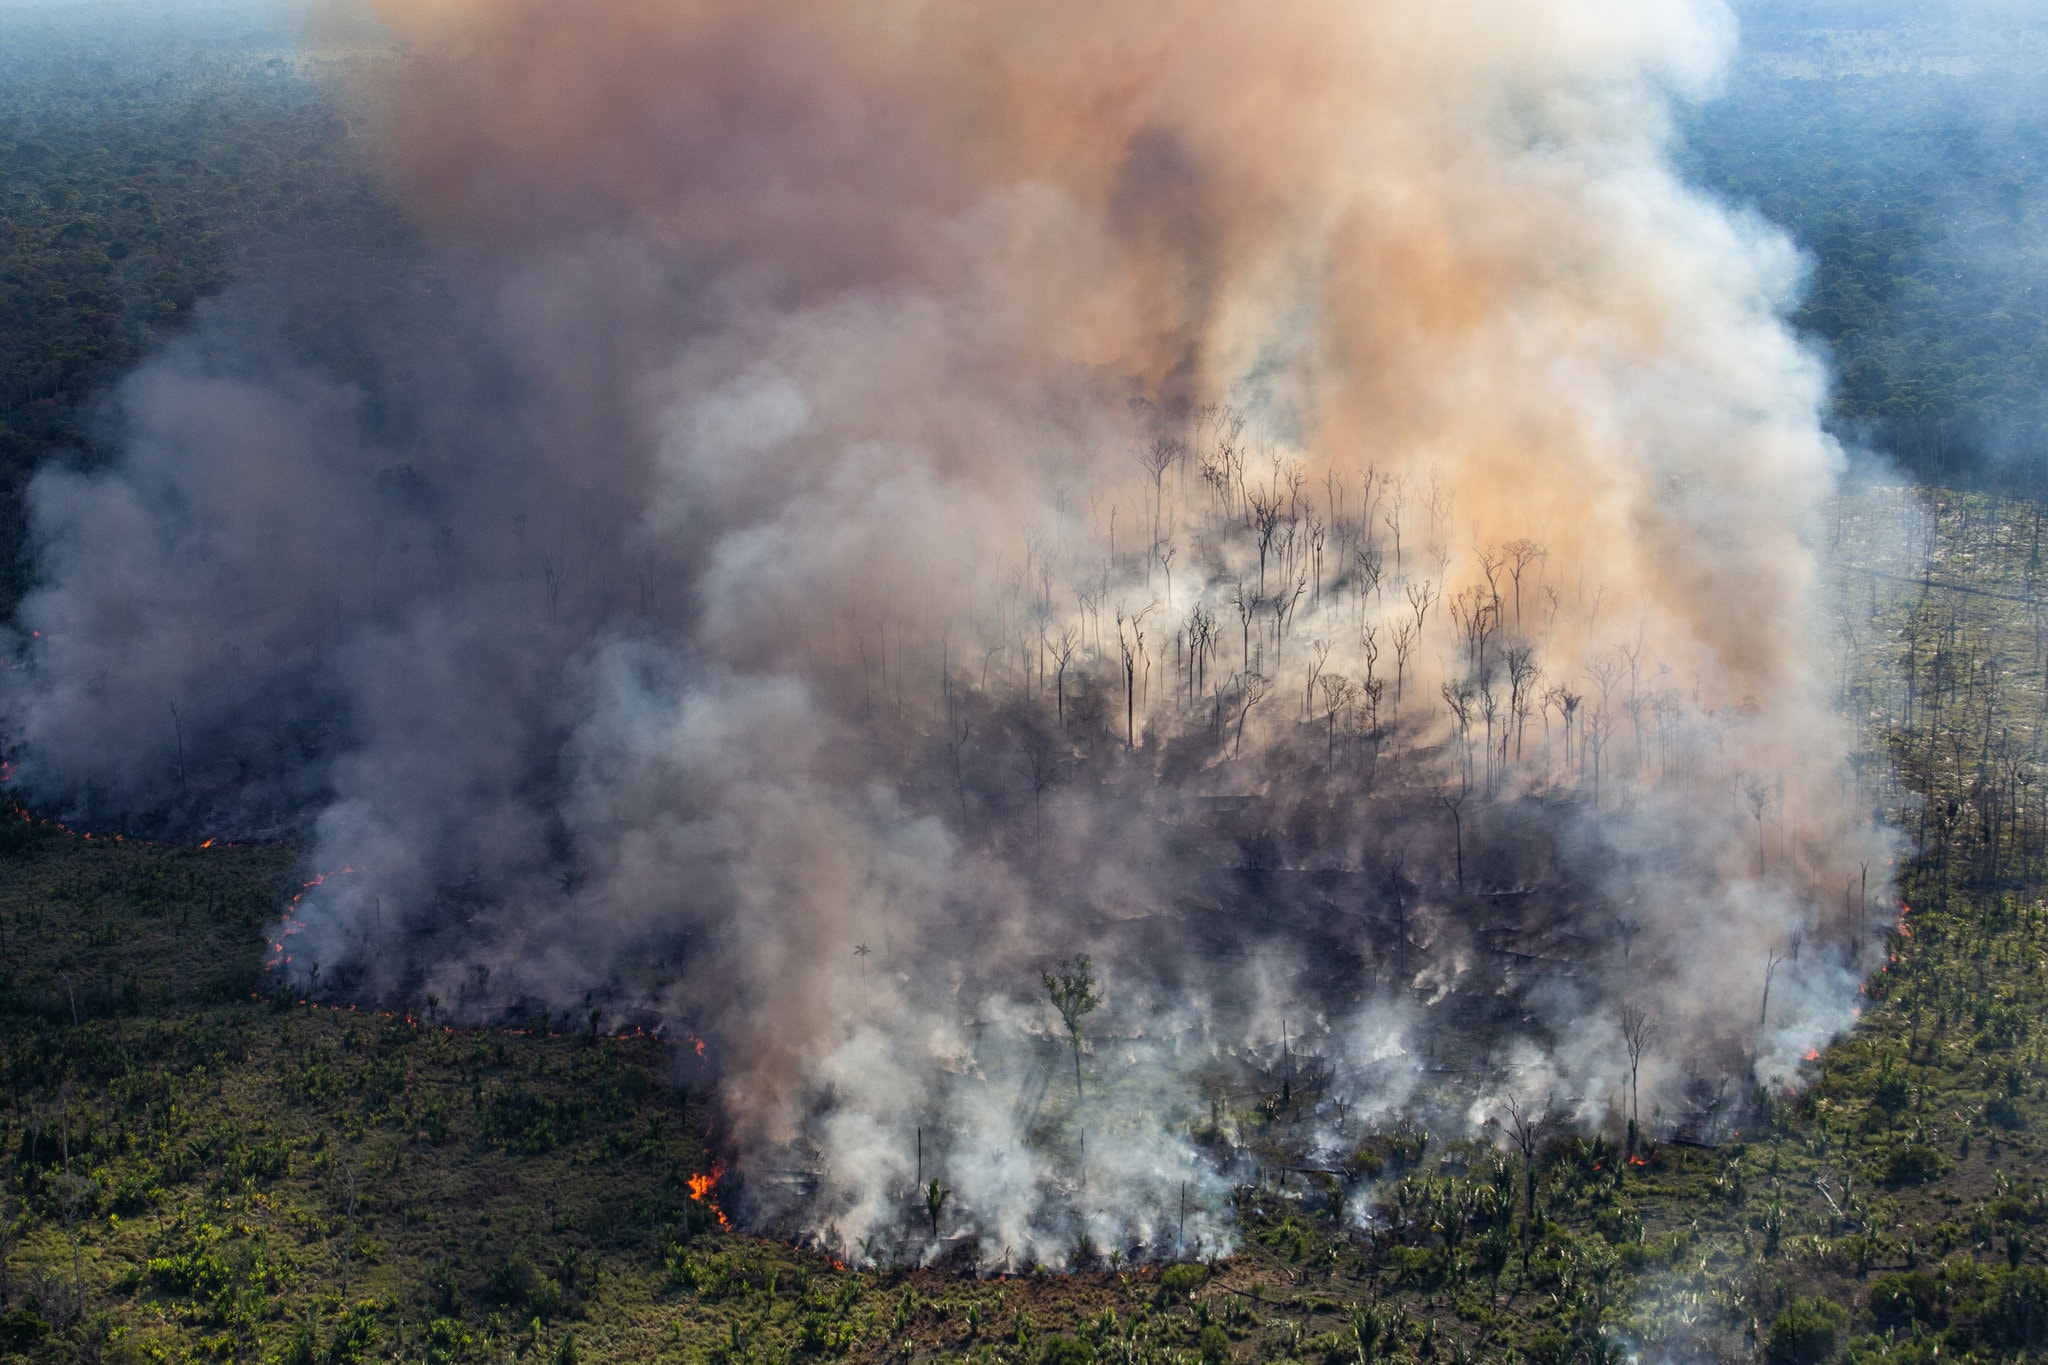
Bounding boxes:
425 1316 471 1365
0 1308 50 1350
1978 1267 2048 1351
1880 1145 1944 1187
1040 1334 1095 1365
1198 1324 1232 1364
327 1306 382 1364
489 1252 568 1320
1387 1244 1446 1286
1766 1298 1847 1365
1156 1263 1205 1302
1869 1271 1940 1328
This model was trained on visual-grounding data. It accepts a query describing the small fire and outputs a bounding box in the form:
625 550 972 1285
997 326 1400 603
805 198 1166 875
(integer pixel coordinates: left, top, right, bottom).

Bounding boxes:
1804 1049 1820 1062
692 1036 706 1058
1627 1156 1647 1167
688 1165 731 1228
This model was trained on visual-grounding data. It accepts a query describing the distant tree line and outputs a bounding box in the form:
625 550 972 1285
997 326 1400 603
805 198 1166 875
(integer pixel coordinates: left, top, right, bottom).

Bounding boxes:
1685 66 2048 495
0 40 405 612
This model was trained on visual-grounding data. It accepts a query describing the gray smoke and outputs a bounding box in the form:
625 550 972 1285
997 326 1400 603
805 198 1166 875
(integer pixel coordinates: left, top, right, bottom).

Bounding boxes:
2 0 1894 1264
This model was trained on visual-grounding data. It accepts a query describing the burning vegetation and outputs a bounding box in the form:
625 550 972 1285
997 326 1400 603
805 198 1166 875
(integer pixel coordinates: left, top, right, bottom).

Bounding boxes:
0 0 1899 1281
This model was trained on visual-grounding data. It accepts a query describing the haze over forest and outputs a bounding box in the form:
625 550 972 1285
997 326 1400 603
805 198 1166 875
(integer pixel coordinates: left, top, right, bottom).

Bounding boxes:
0 3 2046 1364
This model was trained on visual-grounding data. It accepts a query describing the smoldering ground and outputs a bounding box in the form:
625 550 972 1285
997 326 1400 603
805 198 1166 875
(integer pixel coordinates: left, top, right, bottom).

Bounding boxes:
1 0 1896 1264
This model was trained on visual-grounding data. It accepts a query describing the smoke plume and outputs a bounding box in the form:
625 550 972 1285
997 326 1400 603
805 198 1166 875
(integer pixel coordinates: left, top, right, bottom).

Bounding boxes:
4 0 1889 1263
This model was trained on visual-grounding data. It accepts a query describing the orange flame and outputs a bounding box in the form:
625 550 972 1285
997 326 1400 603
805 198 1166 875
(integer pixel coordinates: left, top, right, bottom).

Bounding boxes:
1804 1049 1820 1061
688 1165 731 1228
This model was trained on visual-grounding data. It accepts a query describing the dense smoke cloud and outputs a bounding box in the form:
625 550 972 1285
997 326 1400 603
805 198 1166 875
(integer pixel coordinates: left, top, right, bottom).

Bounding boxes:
3 0 1889 1263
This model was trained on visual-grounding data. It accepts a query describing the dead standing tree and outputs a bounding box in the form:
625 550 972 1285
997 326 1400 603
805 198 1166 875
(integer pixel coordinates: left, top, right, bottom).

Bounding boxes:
1743 777 1774 876
1500 1093 1554 1274
1013 728 1061 848
1232 672 1271 758
1618 1003 1658 1156
1115 606 1155 747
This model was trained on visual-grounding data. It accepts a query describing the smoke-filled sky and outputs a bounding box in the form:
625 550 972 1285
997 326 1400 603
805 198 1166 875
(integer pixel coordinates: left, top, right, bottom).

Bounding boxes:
4 0 1895 1262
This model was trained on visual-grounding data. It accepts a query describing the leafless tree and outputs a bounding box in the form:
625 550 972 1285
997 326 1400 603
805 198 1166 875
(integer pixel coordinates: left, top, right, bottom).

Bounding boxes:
54 1093 88 1324
539 551 570 624
1760 947 1786 1033
1013 728 1061 846
1499 1093 1553 1271
1441 782 1469 891
1198 406 1247 516
1618 1003 1657 1154
1353 544 1385 610
1358 678 1385 782
1583 701 1615 805
1406 577 1438 640
1505 648 1541 765
1383 848 1410 985
1306 639 1333 721
1232 672 1271 759
1392 620 1419 718
1424 472 1455 542
1115 606 1154 747
1182 607 1215 706
1584 655 1623 803
1545 684 1582 777
1442 680 1477 786
1504 539 1546 630
1318 673 1357 764
1307 512 1327 604
1230 580 1260 675
1450 585 1498 679
1139 436 1182 541
1382 477 1408 580
1480 685 1503 792
1048 629 1078 729
1271 570 1308 670
1743 776 1774 875
1249 486 1287 597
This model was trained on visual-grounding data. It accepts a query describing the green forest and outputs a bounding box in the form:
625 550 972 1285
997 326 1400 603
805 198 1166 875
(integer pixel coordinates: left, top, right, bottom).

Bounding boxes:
0 16 399 609
6 6 2048 1365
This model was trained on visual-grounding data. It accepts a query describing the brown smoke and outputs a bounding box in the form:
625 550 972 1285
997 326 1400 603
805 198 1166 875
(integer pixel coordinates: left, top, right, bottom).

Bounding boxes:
6 0 1882 1260
351 0 1821 707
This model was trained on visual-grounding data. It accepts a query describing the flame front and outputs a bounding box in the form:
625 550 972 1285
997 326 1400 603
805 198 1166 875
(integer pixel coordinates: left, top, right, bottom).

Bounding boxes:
688 1166 730 1229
